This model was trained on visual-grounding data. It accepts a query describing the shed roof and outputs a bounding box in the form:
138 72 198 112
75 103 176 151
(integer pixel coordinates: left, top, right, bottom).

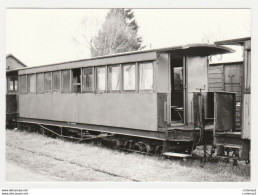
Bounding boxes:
209 60 243 66
6 54 27 68
215 37 251 46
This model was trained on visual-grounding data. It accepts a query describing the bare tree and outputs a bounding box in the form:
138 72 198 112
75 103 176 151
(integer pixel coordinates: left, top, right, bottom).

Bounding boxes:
73 15 102 58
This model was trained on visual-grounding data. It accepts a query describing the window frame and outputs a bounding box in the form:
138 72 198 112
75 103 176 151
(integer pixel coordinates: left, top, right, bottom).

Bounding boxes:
19 75 27 94
82 67 94 93
138 61 154 92
44 72 52 93
52 70 61 93
27 73 36 94
122 63 136 92
71 68 82 93
95 66 106 93
36 72 45 94
8 76 18 93
172 66 184 91
107 64 121 92
61 69 71 93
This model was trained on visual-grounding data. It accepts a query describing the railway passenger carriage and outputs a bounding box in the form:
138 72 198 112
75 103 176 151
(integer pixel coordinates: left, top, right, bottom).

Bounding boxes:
15 44 233 156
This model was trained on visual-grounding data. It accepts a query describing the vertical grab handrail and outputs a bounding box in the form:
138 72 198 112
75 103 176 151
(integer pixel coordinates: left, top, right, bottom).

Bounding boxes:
164 101 167 122
196 88 205 144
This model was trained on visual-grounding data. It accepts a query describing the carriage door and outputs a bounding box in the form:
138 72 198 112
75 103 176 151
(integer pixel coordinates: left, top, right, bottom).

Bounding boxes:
170 56 184 124
224 64 242 129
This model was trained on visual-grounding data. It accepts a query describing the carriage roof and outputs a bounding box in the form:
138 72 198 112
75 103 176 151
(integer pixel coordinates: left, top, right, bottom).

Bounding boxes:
17 43 234 75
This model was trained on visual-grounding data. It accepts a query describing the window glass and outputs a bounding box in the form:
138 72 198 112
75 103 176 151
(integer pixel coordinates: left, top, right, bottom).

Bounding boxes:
96 67 106 91
19 75 27 93
173 67 183 90
44 72 52 93
61 70 71 93
14 80 18 91
123 64 135 90
36 73 44 93
8 76 18 92
72 69 81 93
28 74 36 93
82 68 93 92
139 62 153 90
53 71 60 92
9 79 13 91
108 65 120 91
8 77 13 91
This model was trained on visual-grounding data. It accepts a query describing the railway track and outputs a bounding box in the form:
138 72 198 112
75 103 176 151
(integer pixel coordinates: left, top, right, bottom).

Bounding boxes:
6 142 141 182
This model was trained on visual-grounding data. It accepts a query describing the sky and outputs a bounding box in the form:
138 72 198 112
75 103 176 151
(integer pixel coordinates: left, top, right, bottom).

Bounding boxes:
6 9 251 67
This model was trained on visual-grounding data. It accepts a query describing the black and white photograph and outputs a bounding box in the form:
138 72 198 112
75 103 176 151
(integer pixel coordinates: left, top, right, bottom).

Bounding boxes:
1 4 257 194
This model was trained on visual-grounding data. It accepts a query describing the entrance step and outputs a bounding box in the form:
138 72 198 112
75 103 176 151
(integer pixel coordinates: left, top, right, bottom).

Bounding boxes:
216 144 242 149
163 152 192 158
223 144 242 149
217 155 240 160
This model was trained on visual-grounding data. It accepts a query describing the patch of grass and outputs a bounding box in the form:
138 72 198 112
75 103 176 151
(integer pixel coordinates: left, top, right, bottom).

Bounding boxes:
6 129 250 182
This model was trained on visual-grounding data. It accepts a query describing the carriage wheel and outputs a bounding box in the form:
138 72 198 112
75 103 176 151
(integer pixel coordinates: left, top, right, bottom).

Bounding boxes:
155 145 163 156
124 140 134 150
137 142 151 154
115 139 124 149
202 145 216 162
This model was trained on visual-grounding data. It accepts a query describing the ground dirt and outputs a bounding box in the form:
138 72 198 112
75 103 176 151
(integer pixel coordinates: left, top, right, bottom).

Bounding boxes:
5 129 250 182
6 160 63 182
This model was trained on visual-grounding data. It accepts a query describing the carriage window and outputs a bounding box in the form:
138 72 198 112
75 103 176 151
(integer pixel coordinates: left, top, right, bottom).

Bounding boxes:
72 68 81 93
108 65 120 91
123 64 135 90
61 70 71 93
19 75 27 93
139 62 153 90
82 68 93 92
173 67 183 90
44 72 52 93
28 74 36 93
96 67 106 91
36 73 44 93
8 76 18 92
53 71 60 92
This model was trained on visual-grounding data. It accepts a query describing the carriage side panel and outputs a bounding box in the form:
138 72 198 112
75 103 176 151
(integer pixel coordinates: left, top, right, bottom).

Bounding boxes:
19 93 158 131
77 93 157 131
52 93 78 122
19 94 53 120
